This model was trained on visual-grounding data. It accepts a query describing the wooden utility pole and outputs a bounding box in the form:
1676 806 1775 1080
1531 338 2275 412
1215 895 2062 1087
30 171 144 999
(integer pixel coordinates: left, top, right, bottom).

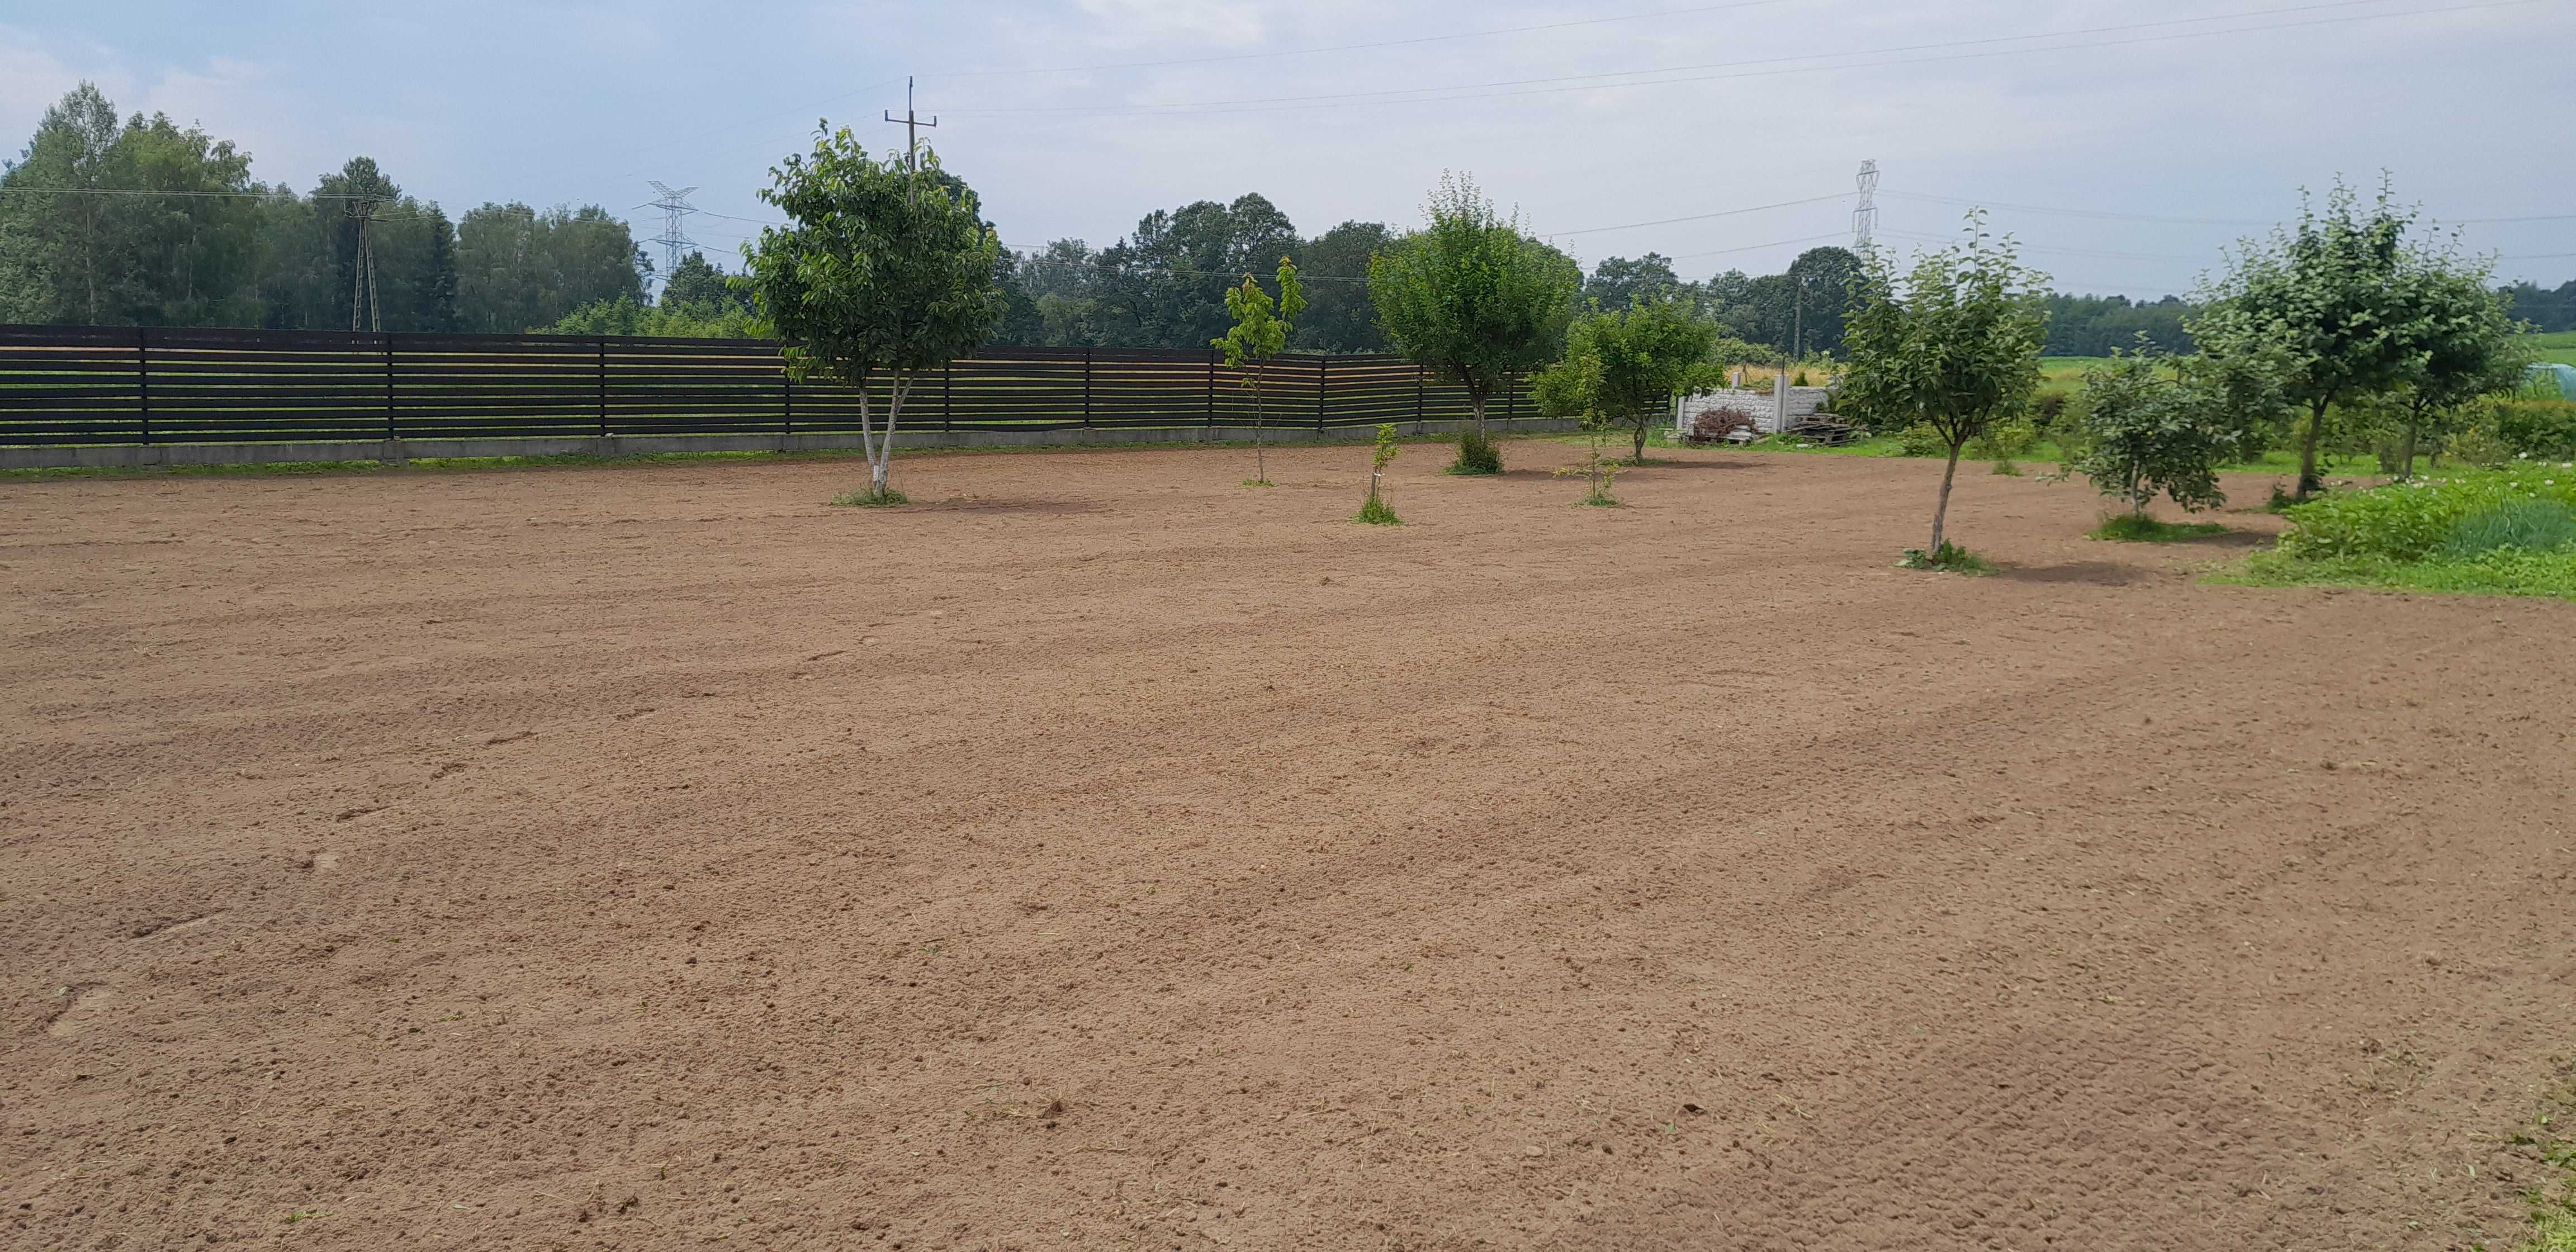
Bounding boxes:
883 77 938 170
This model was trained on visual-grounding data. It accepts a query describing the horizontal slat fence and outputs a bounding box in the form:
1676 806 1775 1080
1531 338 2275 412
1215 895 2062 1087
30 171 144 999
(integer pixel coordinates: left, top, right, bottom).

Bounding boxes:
0 325 1535 448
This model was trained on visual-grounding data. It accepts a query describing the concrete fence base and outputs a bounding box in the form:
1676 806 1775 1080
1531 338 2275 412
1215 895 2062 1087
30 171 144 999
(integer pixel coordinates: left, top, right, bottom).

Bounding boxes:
1 418 1580 472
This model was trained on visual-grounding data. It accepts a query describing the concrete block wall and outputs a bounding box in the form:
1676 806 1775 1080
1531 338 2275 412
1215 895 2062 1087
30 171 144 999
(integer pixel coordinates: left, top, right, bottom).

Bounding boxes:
1674 387 1832 436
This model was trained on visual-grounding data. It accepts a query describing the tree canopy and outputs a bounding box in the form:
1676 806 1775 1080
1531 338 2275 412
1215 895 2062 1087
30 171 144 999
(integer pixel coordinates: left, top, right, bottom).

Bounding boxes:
744 134 1003 502
0 82 648 333
1368 172 1581 454
1533 296 1721 461
1842 219 2050 561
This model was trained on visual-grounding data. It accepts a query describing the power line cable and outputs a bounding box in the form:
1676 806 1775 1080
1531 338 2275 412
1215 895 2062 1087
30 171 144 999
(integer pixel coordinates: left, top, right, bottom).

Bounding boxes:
936 0 2531 117
926 1 1791 78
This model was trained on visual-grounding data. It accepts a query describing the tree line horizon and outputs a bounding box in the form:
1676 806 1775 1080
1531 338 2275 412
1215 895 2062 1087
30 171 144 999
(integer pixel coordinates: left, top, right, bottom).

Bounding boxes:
10 83 2572 355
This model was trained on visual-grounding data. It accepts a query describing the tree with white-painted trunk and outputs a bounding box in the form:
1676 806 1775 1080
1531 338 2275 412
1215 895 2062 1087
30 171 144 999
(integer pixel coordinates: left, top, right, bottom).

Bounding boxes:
744 129 1002 506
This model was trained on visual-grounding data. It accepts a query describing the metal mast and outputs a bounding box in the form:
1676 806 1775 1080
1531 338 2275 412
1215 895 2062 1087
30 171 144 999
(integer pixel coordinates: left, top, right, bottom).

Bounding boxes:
1853 159 1879 253
642 181 701 283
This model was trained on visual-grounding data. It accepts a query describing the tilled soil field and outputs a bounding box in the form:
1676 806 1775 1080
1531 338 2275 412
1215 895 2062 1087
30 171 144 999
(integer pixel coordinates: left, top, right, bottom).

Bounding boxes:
4 442 2573 1251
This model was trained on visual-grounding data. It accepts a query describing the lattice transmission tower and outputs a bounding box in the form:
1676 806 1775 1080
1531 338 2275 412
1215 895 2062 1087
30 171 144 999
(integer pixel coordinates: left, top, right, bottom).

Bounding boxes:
1853 159 1879 253
641 181 702 286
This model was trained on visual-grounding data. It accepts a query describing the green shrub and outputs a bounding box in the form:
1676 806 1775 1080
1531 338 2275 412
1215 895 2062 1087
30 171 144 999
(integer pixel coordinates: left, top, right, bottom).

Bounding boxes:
2275 469 2576 561
1968 419 2039 459
2489 398 2576 460
1896 424 1948 457
1450 426 1503 475
2439 497 2576 558
2444 425 2515 468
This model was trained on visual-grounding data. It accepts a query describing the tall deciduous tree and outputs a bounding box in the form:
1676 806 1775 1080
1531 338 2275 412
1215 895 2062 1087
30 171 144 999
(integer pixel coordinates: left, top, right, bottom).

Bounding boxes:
1532 296 1721 462
1369 173 1579 475
745 132 1003 504
2192 180 2422 499
1214 257 1306 486
1841 216 2049 562
1290 220 1392 352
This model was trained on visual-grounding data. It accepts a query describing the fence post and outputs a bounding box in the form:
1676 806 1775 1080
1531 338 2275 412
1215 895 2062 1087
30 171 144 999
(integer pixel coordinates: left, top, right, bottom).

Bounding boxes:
382 332 397 442
782 367 794 440
943 359 954 433
1082 349 1093 428
1414 364 1424 434
134 327 153 446
596 338 609 438
1205 350 1216 430
1315 357 1328 433
1506 374 1517 421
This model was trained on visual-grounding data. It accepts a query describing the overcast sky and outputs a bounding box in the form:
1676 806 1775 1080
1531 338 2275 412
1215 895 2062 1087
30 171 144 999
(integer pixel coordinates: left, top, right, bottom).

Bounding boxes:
6 0 2571 297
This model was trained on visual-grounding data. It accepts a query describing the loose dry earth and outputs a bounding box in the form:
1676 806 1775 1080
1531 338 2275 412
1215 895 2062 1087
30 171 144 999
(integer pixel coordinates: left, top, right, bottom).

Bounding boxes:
4 443 2573 1251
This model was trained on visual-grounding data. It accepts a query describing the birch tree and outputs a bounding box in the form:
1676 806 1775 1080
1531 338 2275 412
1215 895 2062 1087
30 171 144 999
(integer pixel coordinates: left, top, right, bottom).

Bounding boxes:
745 130 1002 505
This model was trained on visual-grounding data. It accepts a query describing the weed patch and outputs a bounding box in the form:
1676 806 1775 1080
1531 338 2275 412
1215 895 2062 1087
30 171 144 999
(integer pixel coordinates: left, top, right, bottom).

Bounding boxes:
2091 514 2229 543
1897 540 1992 574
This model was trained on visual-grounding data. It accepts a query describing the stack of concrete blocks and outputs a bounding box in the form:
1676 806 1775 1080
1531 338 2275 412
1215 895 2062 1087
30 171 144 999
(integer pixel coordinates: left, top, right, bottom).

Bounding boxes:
1673 373 1834 438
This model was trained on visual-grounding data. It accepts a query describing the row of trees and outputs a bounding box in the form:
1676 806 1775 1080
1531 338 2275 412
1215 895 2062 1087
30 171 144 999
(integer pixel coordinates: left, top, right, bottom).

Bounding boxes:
1834 181 2530 565
0 83 649 331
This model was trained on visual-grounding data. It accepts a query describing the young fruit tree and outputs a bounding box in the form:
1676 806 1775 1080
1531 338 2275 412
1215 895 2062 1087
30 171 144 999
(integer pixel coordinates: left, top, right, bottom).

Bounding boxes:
744 131 1003 506
1840 216 2049 567
2382 255 2525 478
1213 257 1306 487
2072 343 2269 520
2189 180 2426 500
1368 172 1580 475
1532 295 1722 464
1356 423 1401 524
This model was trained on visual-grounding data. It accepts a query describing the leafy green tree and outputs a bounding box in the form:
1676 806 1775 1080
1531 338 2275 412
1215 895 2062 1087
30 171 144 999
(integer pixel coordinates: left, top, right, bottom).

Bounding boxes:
1583 253 1684 314
2192 180 2424 498
1841 217 2049 562
661 250 748 314
456 202 649 332
1094 194 1297 349
1214 257 1307 486
744 132 1003 505
1533 296 1721 462
2382 257 2525 478
1290 220 1393 352
2072 345 2264 518
1369 172 1580 474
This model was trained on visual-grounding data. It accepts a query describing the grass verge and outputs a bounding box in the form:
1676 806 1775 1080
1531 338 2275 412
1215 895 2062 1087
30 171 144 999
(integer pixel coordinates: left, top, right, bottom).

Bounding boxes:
2091 514 2231 543
2214 549 2576 600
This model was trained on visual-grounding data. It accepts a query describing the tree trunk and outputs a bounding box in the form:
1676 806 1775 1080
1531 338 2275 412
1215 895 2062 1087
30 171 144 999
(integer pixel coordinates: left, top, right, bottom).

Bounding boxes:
875 374 909 497
1929 440 1965 555
1467 387 1488 439
1631 418 1648 464
1251 365 1266 482
2398 416 2419 481
2297 399 2328 498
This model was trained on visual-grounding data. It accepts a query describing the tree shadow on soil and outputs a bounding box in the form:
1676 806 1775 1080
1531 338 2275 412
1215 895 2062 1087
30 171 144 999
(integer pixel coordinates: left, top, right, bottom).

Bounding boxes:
921 497 1103 515
1989 560 2158 587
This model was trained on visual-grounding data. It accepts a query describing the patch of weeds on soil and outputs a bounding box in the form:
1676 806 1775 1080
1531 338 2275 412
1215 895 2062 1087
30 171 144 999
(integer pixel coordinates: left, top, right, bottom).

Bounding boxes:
829 487 911 508
1355 495 1401 525
1897 540 1992 574
2490 1064 2576 1251
1242 478 1275 487
2217 549 2576 601
2091 514 2229 543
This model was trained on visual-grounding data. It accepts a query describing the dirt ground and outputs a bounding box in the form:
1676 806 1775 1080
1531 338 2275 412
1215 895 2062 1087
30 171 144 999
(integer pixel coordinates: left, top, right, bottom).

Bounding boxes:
5 440 2573 1251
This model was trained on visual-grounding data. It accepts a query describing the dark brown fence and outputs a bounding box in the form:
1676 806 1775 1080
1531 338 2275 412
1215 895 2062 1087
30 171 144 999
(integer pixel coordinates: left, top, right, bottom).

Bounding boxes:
0 325 1532 448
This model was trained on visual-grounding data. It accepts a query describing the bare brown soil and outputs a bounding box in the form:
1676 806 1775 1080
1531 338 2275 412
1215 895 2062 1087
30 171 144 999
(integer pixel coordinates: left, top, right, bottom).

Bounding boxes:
5 442 2573 1251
